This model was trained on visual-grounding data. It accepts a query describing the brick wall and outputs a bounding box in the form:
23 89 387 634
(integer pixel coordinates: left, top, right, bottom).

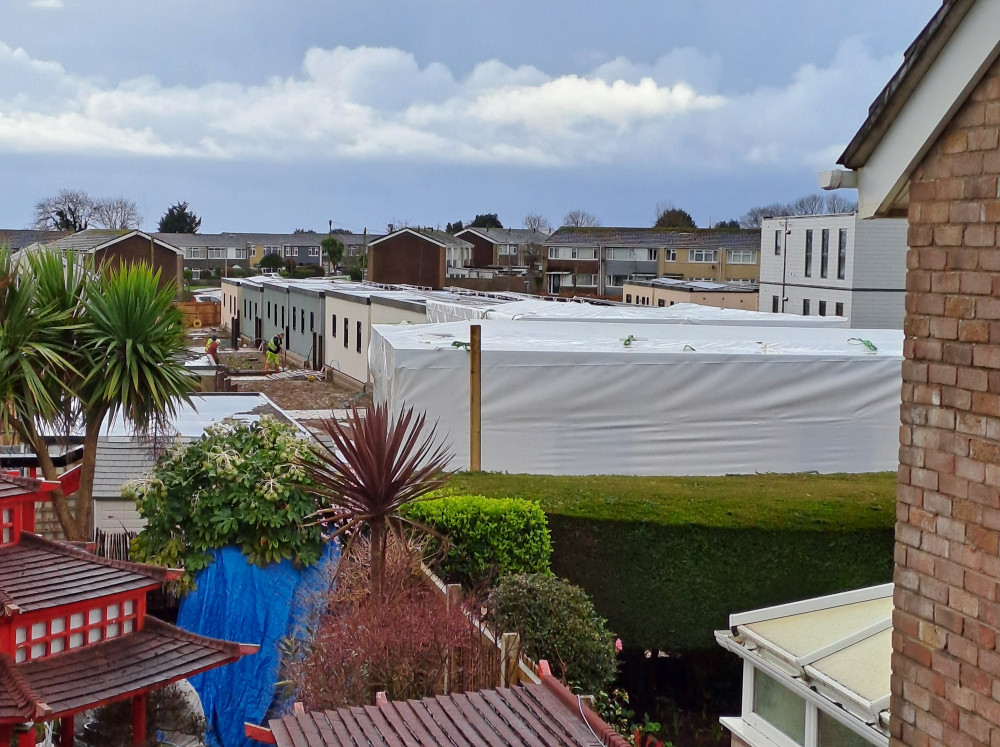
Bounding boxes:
368 233 445 289
894 58 1000 746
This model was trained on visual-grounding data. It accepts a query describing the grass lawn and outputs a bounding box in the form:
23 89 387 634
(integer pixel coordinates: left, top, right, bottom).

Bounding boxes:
448 471 897 531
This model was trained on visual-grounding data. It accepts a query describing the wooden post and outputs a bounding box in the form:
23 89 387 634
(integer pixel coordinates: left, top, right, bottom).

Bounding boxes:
470 324 482 471
445 584 463 694
131 693 147 747
499 632 521 688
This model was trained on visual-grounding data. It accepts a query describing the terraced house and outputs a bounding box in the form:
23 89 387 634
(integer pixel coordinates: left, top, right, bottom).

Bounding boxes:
542 227 760 299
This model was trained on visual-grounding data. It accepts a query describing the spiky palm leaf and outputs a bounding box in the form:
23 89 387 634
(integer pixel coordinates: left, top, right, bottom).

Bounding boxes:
80 261 196 432
304 403 453 599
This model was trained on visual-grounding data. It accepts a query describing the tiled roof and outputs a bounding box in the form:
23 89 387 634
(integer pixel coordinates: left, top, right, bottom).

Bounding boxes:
267 680 629 747
545 227 759 249
154 232 383 249
92 439 163 500
0 616 251 723
371 228 473 249
28 229 184 257
457 228 548 245
840 0 968 169
0 472 46 502
0 534 170 614
0 229 66 250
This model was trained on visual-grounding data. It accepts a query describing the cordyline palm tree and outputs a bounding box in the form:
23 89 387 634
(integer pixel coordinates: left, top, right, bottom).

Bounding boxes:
0 248 196 540
303 403 453 601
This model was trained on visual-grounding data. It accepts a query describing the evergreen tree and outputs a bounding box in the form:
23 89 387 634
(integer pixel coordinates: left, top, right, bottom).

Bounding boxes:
158 201 203 233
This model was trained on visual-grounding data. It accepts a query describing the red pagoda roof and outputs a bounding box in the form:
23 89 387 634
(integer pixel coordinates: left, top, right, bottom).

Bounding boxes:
0 473 49 502
0 533 175 615
0 616 256 723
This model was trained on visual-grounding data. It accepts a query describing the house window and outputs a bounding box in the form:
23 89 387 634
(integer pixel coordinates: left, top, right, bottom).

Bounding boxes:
1 507 14 544
605 275 628 288
752 669 806 745
803 299 810 316
310 312 314 332
817 710 870 747
774 230 781 255
607 248 656 261
575 274 597 287
281 306 285 327
344 318 349 348
292 307 297 331
820 229 830 278
690 249 717 263
332 314 337 337
836 302 844 317
301 310 305 332
804 230 812 277
773 295 779 313
267 301 271 319
235 249 247 259
14 597 140 663
208 248 225 260
184 248 206 260
819 300 827 316
658 299 665 307
574 247 597 260
727 249 757 264
625 294 632 304
357 322 362 353
309 247 320 257
664 249 677 262
838 229 848 280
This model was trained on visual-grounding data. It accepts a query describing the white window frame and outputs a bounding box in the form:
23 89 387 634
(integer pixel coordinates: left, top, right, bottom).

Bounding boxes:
309 246 320 257
727 249 757 264
235 248 247 259
208 248 225 260
575 273 597 287
605 274 628 288
664 249 677 262
690 248 717 263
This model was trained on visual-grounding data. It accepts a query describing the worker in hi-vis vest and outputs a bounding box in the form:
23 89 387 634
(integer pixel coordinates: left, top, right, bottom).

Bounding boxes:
264 332 284 373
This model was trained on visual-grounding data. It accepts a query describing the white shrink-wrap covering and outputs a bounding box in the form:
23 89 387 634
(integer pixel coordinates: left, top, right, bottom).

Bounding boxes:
370 320 903 476
425 298 850 327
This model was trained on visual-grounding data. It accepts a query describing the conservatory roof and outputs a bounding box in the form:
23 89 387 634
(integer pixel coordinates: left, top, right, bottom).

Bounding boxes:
716 583 893 736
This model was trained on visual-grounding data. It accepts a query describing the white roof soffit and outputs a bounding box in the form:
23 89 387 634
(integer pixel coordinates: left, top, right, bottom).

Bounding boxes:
855 0 1000 218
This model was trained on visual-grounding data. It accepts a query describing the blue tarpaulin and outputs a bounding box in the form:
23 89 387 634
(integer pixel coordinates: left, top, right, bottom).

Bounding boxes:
177 544 339 747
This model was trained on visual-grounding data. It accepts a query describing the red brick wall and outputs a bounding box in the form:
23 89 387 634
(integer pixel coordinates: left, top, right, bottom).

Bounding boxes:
368 233 445 289
894 59 1000 746
95 235 184 298
460 231 496 267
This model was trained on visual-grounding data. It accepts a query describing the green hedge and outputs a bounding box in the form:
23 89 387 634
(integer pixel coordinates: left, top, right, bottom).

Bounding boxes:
448 472 896 650
401 494 552 586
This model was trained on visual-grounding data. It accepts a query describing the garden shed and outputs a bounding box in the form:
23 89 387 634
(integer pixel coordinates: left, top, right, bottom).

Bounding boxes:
370 320 903 475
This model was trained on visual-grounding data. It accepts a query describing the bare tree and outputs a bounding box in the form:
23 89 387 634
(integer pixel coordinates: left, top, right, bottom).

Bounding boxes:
92 197 143 230
522 213 551 233
790 194 826 215
32 189 94 231
562 209 601 228
823 193 857 214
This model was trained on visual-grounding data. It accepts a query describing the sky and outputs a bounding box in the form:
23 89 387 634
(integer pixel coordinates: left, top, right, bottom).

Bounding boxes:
1 1 941 234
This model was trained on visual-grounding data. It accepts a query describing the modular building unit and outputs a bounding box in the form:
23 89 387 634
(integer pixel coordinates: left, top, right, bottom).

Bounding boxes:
370 320 903 476
324 287 429 385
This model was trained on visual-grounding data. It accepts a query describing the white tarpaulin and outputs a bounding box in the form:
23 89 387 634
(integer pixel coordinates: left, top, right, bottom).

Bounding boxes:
370 320 903 476
425 298 849 327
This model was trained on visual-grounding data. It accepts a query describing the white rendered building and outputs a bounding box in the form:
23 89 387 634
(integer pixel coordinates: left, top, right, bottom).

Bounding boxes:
759 214 906 329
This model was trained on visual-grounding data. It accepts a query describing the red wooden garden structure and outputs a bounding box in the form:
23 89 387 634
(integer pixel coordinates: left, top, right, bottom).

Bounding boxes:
0 470 256 746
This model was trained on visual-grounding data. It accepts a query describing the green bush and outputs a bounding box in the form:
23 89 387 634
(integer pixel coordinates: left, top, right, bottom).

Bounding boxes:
487 573 617 695
130 417 324 591
401 494 552 586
